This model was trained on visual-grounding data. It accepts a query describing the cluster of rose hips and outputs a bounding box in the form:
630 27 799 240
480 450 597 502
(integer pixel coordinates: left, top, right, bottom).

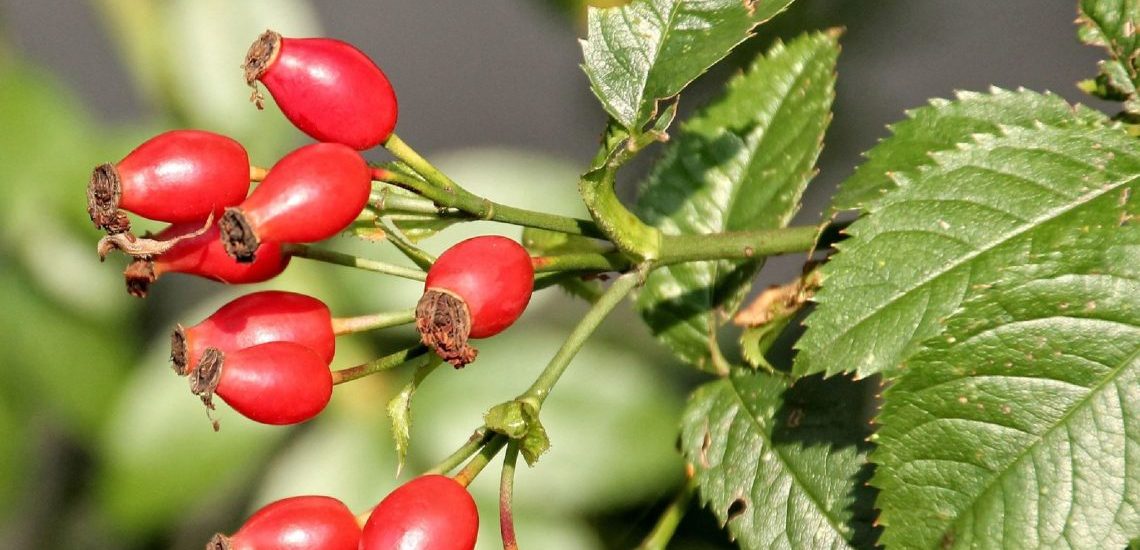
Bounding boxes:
88 30 537 549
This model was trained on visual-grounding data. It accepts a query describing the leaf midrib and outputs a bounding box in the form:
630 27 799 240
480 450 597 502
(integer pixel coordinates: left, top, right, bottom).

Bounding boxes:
938 319 1140 545
723 377 853 544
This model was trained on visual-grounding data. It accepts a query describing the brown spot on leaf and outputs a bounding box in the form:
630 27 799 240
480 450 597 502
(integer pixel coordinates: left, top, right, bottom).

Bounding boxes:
726 497 748 522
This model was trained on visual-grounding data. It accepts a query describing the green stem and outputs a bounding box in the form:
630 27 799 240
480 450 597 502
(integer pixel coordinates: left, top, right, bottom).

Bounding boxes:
377 217 437 270
578 164 661 261
499 443 520 550
331 344 428 385
369 186 444 215
520 270 642 405
578 121 662 261
636 475 697 550
658 226 821 264
426 427 493 476
330 308 416 335
282 243 426 281
532 251 626 273
379 135 604 238
453 434 509 487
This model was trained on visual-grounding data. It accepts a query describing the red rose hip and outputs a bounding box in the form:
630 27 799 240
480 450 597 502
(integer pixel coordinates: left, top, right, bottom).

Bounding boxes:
209 495 360 550
416 236 534 367
191 341 332 426
360 475 478 550
171 290 335 376
122 220 291 297
220 142 370 263
243 30 398 150
87 130 251 233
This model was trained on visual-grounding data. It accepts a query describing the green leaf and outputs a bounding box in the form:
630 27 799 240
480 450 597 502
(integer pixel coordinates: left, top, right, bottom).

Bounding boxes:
1078 0 1140 113
830 88 1108 213
580 0 795 133
386 357 440 475
796 124 1140 379
870 208 1140 548
680 369 878 549
635 31 838 371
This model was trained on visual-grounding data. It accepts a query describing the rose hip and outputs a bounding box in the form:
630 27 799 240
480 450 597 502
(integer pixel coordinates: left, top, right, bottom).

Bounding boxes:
208 495 360 550
416 236 534 367
171 290 335 376
122 220 290 298
190 341 332 426
360 475 478 550
243 30 398 150
87 130 251 233
220 142 371 263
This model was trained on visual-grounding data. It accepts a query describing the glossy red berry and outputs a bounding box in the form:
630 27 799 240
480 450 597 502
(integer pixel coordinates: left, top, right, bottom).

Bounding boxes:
360 475 478 550
209 495 360 550
243 30 398 150
122 220 290 298
171 290 334 376
87 130 251 233
416 236 534 367
190 341 332 426
220 142 371 263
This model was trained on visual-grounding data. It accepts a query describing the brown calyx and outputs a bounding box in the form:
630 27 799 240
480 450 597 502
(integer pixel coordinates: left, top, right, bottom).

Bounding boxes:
206 533 232 550
242 29 282 109
87 163 131 233
123 259 156 298
416 289 477 367
170 325 190 376
220 208 259 263
190 347 225 431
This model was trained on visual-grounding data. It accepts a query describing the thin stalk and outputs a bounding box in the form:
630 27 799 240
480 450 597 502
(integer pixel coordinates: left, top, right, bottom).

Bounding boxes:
426 427 493 476
520 269 641 405
636 476 697 550
453 434 508 487
369 186 444 215
331 308 417 335
531 251 626 273
378 217 437 270
249 165 268 182
283 243 426 281
499 443 521 550
658 226 822 264
377 137 605 238
331 344 429 385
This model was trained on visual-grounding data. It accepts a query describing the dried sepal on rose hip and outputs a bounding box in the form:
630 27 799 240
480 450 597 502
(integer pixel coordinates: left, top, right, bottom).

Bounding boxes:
171 290 334 376
416 236 534 367
243 29 398 150
120 220 291 297
190 341 332 427
87 130 251 234
220 142 371 263
360 475 478 550
208 495 360 550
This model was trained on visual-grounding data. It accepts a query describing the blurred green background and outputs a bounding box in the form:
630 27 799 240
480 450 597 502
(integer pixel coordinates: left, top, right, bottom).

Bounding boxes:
0 1 1109 548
